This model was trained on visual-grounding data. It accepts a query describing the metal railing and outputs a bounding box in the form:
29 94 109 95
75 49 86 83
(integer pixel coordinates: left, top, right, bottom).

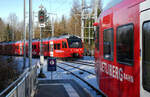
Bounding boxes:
0 65 37 97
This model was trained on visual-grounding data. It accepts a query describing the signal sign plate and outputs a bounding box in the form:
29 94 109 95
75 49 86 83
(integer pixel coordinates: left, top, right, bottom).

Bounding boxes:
39 23 45 28
47 58 57 71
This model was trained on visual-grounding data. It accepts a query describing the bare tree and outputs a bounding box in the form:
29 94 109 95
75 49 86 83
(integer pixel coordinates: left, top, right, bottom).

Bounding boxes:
16 21 24 40
0 18 5 41
67 0 81 36
7 13 18 41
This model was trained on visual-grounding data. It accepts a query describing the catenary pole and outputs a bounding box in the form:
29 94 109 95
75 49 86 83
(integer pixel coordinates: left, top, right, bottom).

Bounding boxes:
33 11 35 39
94 0 98 23
81 0 85 42
52 17 54 37
23 0 26 71
29 0 32 70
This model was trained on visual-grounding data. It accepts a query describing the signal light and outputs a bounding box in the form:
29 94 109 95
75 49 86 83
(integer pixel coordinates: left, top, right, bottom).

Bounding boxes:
38 10 45 23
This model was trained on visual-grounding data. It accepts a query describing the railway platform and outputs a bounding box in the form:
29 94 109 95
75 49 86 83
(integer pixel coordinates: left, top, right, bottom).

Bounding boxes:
34 79 92 97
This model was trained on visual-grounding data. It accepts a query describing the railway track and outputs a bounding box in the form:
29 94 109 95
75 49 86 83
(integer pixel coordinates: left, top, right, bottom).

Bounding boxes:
60 60 95 67
58 62 95 75
57 65 105 97
77 60 95 64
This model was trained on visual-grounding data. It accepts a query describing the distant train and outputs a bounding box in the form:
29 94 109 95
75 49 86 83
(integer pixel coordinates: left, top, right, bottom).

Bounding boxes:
0 35 84 58
94 0 150 97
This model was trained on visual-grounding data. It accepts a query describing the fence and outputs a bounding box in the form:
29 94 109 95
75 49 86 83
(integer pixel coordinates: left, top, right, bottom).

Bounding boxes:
0 65 37 97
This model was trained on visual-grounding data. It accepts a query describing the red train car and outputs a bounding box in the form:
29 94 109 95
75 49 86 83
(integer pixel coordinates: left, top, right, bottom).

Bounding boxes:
14 41 23 56
0 35 84 59
0 42 13 55
42 40 50 57
43 35 84 58
94 0 150 97
32 40 40 57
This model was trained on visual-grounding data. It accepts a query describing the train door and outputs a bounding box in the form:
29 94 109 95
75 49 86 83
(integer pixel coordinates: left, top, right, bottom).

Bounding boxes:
50 41 54 57
140 0 150 97
94 23 100 85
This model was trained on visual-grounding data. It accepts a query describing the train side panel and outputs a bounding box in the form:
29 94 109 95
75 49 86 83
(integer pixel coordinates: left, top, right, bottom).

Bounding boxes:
95 0 146 97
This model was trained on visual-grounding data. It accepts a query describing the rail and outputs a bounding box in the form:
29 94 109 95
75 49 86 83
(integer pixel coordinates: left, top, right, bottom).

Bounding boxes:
57 65 106 97
61 61 95 67
59 62 95 75
0 65 37 97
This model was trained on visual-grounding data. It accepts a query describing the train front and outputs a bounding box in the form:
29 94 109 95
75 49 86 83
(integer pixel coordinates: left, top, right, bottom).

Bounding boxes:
67 36 84 58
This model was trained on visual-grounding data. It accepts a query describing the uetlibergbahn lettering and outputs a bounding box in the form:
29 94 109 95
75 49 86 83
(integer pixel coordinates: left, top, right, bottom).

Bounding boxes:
100 62 134 83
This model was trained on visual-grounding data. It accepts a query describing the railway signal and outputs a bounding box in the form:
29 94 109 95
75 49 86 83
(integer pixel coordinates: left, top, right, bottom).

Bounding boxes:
38 10 45 23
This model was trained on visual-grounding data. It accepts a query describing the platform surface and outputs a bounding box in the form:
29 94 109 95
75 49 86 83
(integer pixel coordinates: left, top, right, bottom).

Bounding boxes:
34 79 92 97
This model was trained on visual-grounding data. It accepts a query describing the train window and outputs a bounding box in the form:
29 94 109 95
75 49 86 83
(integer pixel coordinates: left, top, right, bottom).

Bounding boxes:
142 21 150 92
117 24 134 65
54 44 57 50
103 28 113 60
57 44 60 50
62 41 67 48
32 45 36 49
46 44 48 51
43 44 48 51
16 46 19 49
48 43 49 51
96 26 100 51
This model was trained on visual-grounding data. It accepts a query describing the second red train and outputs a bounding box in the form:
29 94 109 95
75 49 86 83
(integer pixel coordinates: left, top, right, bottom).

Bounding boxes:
0 35 84 58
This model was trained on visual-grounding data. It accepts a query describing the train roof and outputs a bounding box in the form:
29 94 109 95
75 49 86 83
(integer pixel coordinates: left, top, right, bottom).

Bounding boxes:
0 41 21 45
42 35 81 41
0 35 81 45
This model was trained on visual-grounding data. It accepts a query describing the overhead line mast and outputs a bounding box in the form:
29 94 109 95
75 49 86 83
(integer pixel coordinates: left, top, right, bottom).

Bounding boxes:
81 0 99 43
81 0 85 42
29 0 32 70
23 0 26 71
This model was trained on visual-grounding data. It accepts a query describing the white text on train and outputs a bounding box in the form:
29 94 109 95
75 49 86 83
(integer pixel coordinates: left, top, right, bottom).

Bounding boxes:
100 62 134 83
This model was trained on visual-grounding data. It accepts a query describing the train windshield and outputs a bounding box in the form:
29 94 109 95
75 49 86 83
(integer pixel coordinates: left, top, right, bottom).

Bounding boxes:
67 39 82 48
101 0 122 11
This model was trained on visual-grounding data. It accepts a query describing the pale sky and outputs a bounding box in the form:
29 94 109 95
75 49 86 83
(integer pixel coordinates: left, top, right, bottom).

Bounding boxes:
0 0 92 22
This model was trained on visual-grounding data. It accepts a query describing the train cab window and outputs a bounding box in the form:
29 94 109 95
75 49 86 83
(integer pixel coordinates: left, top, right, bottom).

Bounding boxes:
117 24 134 65
103 28 113 60
142 21 150 92
67 38 82 48
96 26 100 51
62 41 67 48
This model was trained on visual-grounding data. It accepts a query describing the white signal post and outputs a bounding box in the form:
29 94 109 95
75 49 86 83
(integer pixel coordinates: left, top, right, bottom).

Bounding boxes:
38 5 46 78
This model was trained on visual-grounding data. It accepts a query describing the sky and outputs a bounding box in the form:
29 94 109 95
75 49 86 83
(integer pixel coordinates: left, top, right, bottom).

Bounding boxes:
101 0 123 10
101 0 112 9
0 0 92 23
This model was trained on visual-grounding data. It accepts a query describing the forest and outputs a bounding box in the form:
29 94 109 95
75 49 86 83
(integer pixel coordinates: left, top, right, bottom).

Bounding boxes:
0 0 101 53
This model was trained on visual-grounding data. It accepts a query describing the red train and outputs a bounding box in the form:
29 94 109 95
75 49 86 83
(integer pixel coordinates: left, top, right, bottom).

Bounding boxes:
94 0 150 97
0 35 84 58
